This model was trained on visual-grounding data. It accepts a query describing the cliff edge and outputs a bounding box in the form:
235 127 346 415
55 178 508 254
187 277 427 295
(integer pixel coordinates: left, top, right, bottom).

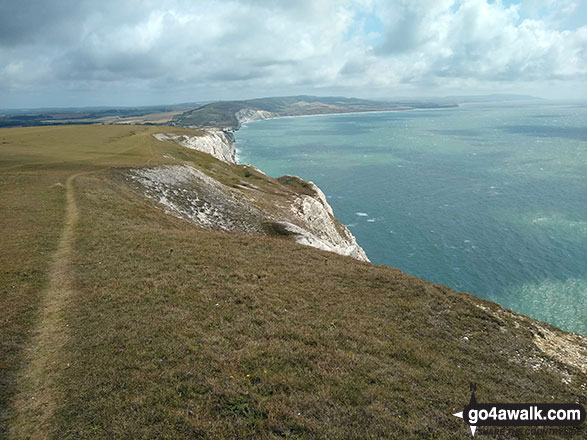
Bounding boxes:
140 130 369 261
153 130 237 164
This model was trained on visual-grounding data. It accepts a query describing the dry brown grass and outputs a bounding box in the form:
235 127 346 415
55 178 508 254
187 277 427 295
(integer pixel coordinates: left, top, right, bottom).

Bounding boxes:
10 172 85 439
0 168 67 437
1 125 585 439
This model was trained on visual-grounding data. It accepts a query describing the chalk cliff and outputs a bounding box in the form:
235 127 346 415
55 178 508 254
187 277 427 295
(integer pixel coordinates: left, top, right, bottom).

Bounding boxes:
235 108 276 126
153 131 237 164
140 131 370 261
278 175 368 261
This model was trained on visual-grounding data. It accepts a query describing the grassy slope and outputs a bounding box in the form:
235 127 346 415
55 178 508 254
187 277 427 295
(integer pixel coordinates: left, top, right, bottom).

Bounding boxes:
1 125 585 439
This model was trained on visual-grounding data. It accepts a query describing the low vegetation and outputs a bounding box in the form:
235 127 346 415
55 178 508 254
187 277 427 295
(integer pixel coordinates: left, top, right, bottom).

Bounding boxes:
1 125 585 439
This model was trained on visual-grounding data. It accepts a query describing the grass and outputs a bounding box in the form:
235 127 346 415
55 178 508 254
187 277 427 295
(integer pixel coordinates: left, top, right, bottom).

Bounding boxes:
1 125 585 439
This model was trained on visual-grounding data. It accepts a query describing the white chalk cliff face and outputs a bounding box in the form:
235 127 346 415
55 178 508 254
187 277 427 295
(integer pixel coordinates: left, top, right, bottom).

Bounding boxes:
144 130 369 262
235 108 276 126
129 164 267 234
279 176 369 261
154 131 237 164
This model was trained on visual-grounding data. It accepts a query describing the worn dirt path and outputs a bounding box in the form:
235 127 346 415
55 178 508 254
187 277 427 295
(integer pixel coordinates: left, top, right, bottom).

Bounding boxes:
8 138 157 438
10 172 84 439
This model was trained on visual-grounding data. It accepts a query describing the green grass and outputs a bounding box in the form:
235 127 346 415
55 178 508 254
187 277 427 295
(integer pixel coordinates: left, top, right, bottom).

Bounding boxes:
1 125 585 439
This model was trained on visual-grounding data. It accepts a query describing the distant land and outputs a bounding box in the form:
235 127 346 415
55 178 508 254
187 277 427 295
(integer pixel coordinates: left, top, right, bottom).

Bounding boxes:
0 103 201 128
0 94 551 129
170 95 458 129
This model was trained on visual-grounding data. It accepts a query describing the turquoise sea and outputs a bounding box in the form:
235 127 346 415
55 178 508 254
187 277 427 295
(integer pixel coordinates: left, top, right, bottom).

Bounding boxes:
235 102 587 335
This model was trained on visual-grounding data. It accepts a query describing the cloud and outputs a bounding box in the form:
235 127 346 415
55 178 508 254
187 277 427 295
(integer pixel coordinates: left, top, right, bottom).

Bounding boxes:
0 0 586 107
368 0 587 83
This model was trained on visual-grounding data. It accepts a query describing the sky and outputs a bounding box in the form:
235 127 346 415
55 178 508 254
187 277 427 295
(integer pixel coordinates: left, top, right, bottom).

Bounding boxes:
1 0 586 108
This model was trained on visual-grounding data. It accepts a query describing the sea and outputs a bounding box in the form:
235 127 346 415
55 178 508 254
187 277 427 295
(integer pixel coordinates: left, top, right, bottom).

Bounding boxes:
235 101 587 335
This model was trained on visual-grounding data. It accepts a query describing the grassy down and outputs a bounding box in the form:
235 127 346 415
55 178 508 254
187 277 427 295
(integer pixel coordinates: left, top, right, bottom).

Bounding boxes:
1 125 585 439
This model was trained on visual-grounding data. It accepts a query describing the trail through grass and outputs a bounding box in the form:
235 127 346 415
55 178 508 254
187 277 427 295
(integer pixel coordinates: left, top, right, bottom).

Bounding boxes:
8 129 163 437
10 172 84 438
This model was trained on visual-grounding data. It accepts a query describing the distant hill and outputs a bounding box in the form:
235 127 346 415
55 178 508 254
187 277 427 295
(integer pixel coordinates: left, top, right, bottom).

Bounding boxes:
171 95 457 129
1 95 549 129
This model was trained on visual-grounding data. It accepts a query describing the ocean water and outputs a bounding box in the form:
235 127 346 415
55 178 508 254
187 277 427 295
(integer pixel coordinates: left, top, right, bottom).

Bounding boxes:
235 102 587 335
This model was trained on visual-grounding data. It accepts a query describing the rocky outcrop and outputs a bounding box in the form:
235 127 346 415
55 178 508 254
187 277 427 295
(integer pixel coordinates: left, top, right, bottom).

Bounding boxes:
129 163 370 262
153 130 236 163
475 303 587 376
277 220 368 261
279 175 368 261
129 164 266 234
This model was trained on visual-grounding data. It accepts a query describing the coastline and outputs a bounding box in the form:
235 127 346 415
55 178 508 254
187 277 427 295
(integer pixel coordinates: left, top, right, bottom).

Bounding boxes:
225 105 459 261
230 102 587 336
232 105 459 166
235 105 459 129
147 124 371 261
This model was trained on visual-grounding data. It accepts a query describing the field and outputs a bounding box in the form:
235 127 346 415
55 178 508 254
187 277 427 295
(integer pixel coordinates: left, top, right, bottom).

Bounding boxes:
1 125 585 439
0 105 197 128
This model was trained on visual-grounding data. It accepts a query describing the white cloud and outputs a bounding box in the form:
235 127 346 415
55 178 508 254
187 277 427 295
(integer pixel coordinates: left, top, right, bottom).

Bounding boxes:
347 0 587 91
0 0 586 107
